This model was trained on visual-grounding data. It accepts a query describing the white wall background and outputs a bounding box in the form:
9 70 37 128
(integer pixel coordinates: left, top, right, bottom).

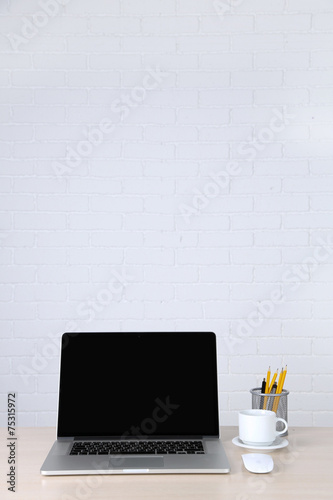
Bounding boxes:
0 0 333 428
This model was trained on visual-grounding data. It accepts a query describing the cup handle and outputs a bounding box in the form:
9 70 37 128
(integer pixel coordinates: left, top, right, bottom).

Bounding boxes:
275 417 288 436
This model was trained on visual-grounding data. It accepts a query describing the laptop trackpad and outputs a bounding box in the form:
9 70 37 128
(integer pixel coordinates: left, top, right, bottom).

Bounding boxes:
109 457 164 469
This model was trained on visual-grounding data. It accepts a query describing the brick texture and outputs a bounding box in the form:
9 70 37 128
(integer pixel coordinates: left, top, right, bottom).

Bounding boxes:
0 0 332 427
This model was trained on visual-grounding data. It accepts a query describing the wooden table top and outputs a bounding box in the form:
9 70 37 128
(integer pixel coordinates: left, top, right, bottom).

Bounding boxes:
1 426 332 500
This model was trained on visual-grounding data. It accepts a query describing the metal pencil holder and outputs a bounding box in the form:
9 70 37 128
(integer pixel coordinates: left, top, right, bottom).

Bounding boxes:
250 387 289 436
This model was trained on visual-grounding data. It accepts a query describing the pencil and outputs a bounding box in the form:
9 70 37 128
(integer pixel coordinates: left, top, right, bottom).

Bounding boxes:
268 368 278 393
266 366 271 392
263 366 271 410
260 378 266 409
275 367 284 399
273 365 287 413
268 382 277 411
281 365 287 389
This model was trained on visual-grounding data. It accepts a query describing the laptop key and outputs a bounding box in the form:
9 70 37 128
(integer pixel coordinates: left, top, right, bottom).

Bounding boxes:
70 440 205 456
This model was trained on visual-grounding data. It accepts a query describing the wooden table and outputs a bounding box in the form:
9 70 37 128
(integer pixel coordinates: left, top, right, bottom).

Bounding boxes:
1 427 332 499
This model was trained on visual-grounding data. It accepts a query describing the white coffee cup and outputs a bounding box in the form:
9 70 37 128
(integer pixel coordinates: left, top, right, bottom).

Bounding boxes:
239 409 288 446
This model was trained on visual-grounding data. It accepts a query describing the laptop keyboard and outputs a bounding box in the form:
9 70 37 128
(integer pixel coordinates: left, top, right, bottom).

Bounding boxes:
70 440 205 455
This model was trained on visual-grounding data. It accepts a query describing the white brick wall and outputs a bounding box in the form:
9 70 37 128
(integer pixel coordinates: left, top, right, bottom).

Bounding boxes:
0 0 333 428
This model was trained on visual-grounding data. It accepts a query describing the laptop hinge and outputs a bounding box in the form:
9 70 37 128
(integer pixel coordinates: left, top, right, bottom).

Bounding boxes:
72 435 204 441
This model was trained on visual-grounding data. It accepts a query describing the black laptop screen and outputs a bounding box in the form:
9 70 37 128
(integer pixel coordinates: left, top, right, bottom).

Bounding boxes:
57 332 220 438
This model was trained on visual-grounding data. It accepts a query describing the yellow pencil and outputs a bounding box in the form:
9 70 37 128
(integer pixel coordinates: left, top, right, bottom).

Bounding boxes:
276 366 284 393
268 368 278 393
279 365 287 393
273 365 287 413
272 367 284 412
266 366 271 392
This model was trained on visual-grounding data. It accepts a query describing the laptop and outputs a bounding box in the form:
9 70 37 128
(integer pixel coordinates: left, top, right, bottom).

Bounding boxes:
40 331 230 475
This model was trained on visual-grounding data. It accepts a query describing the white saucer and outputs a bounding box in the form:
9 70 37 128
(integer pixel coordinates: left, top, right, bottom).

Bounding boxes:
232 436 289 450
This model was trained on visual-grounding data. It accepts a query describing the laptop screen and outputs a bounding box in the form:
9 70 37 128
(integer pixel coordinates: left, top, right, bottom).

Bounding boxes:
57 332 220 438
